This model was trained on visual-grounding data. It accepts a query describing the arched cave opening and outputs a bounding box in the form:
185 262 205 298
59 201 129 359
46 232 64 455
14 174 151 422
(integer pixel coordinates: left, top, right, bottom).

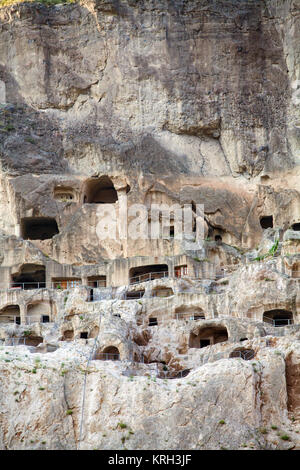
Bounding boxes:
260 216 273 229
125 290 145 300
189 326 228 348
0 305 20 324
152 286 174 297
83 176 118 204
54 186 75 202
263 309 293 327
95 346 120 361
62 330 74 341
12 264 46 289
175 306 205 321
129 264 168 284
26 301 54 323
24 336 44 347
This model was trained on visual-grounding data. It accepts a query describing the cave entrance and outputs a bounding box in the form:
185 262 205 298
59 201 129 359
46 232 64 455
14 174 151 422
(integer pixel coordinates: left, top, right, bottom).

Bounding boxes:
80 332 88 339
52 278 81 289
152 287 173 297
230 348 255 360
175 306 205 321
62 330 74 341
11 264 46 289
125 290 145 300
24 336 43 347
0 305 20 324
263 309 293 327
54 186 75 202
26 301 54 323
174 265 188 278
189 326 228 348
84 176 118 204
21 217 59 240
292 223 300 231
129 264 168 284
260 216 273 229
96 346 120 361
292 264 300 278
148 317 158 326
87 276 106 288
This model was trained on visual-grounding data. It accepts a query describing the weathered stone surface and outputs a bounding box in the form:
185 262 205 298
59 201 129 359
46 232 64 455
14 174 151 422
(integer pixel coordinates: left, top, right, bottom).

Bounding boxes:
0 0 299 451
0 0 298 178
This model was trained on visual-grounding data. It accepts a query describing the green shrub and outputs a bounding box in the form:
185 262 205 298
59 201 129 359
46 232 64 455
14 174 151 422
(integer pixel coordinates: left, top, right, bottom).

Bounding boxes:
259 427 268 434
253 239 279 262
25 137 35 144
118 422 127 429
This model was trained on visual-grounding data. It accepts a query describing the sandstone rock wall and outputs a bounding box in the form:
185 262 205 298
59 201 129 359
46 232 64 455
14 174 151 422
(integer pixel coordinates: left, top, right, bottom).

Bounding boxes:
0 0 299 451
0 0 298 178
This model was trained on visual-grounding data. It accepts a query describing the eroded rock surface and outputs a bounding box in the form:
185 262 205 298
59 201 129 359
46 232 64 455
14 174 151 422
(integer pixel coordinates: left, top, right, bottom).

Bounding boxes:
0 0 299 451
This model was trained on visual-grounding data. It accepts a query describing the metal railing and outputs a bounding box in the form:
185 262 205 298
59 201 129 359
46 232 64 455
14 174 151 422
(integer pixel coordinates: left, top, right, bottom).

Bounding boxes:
129 271 169 285
175 314 205 321
284 270 300 278
52 281 82 289
9 282 46 290
229 349 255 360
96 353 120 361
174 272 188 279
0 316 50 325
5 337 27 346
151 289 174 298
263 316 293 327
87 280 107 288
23 315 50 325
0 267 299 293
124 291 145 300
0 315 20 324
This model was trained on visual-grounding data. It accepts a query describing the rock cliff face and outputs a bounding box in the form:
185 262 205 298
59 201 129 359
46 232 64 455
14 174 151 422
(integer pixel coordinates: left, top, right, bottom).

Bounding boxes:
0 0 299 178
0 0 299 450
